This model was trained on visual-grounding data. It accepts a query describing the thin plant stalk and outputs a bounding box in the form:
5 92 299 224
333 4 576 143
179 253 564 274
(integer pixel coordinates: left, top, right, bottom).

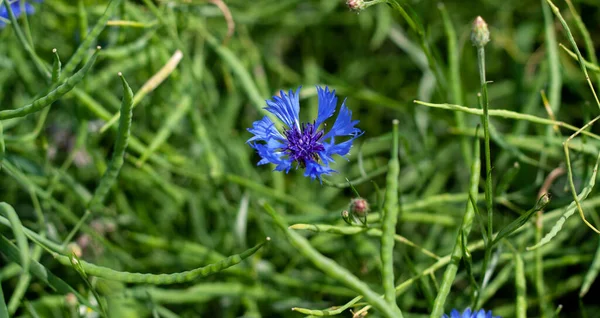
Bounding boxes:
477 43 493 256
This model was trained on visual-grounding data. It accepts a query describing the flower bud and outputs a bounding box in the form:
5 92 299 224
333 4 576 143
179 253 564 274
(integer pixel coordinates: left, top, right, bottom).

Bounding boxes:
471 16 490 47
347 0 365 12
535 193 551 210
349 197 370 217
341 210 353 225
65 293 78 307
67 243 82 258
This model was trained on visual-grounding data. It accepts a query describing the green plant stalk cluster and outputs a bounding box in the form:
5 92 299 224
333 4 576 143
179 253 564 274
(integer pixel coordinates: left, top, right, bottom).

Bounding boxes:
2 0 600 317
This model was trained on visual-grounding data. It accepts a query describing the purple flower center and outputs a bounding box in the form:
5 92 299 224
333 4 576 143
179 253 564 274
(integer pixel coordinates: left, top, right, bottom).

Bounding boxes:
283 122 325 167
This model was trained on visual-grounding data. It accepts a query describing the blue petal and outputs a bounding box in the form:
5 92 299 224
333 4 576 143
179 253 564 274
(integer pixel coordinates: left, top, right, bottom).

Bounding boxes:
252 143 292 172
304 160 335 181
1 1 37 28
488 310 501 318
23 1 36 15
462 308 472 318
247 116 284 143
323 98 361 140
471 309 484 318
442 308 500 318
265 87 301 129
321 132 363 164
315 86 337 128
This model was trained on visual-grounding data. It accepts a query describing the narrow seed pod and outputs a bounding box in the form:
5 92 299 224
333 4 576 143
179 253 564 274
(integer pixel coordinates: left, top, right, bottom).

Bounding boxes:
514 248 527 318
380 119 401 310
52 48 61 84
0 48 100 120
87 72 134 211
51 239 269 284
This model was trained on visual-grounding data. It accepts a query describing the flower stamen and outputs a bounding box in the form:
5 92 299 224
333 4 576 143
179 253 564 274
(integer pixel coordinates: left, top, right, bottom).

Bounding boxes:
283 122 325 168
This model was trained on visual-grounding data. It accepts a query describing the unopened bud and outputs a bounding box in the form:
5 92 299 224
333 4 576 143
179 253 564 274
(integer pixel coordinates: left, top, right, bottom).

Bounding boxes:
347 0 365 12
471 16 490 47
65 293 77 307
67 243 82 258
349 197 370 217
341 210 352 225
535 193 551 210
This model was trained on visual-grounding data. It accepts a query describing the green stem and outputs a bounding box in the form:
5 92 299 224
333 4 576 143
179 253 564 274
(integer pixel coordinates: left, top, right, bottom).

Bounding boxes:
475 41 495 310
477 45 493 243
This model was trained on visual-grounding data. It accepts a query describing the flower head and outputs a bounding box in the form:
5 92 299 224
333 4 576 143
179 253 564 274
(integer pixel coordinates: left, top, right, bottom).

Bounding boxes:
443 308 500 318
247 86 362 181
0 1 41 29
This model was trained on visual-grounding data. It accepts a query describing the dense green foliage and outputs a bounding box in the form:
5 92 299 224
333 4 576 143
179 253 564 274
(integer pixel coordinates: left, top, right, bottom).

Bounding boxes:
1 0 600 317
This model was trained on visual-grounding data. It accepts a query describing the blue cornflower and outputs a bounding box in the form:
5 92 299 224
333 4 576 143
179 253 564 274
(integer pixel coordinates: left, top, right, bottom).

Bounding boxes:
247 86 363 181
0 0 40 29
443 308 500 318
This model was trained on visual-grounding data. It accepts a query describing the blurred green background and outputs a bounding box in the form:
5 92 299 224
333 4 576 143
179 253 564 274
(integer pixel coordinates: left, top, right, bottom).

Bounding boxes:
2 0 600 317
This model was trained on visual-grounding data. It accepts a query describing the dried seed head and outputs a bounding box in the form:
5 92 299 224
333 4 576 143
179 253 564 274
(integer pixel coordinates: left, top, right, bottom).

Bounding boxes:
347 0 365 12
349 197 370 216
471 16 490 47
